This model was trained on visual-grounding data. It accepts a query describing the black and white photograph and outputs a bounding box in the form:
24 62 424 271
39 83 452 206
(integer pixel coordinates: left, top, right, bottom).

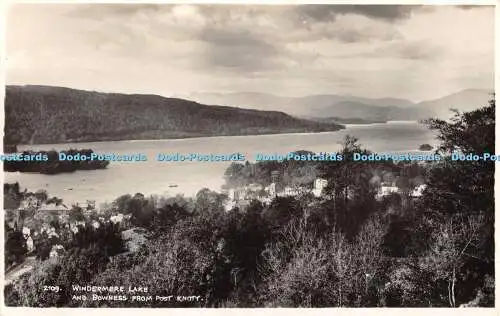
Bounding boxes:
2 1 496 308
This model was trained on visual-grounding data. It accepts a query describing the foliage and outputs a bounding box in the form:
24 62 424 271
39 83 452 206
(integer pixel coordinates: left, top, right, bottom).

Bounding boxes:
4 99 494 308
419 98 495 307
5 85 342 145
5 222 126 307
5 224 27 268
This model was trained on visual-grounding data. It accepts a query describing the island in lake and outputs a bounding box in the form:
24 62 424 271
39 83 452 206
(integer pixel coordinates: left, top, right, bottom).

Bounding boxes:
419 144 433 151
3 148 109 174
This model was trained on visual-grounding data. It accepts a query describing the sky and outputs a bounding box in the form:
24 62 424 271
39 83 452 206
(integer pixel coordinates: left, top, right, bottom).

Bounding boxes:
5 4 495 102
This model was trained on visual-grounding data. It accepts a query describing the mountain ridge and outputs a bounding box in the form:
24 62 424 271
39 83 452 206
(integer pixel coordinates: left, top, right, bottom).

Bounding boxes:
4 85 344 145
182 88 492 121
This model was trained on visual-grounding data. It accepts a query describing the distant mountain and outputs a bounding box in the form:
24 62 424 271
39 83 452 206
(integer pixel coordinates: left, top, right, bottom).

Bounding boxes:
185 89 493 122
417 89 493 119
184 92 415 116
4 85 343 145
182 92 296 112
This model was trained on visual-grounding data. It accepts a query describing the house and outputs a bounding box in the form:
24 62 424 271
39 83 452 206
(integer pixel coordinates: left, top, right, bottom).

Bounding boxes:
110 213 124 224
22 226 31 238
235 199 251 209
71 220 86 227
47 227 59 239
266 182 288 197
247 183 263 191
224 183 268 211
267 183 277 197
376 183 400 201
411 184 427 198
277 186 304 197
224 200 237 211
312 178 328 197
69 220 86 233
18 196 42 210
226 189 235 201
26 236 34 252
49 244 65 258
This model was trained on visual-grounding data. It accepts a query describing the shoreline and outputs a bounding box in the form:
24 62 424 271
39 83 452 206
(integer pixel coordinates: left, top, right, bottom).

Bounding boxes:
14 130 346 149
13 121 423 149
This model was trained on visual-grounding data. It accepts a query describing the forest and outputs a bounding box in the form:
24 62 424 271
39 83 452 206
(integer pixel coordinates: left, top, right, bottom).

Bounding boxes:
4 85 343 145
4 99 495 307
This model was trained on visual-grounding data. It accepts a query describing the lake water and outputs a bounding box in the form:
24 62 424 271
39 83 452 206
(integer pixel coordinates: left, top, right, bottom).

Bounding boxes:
5 122 438 205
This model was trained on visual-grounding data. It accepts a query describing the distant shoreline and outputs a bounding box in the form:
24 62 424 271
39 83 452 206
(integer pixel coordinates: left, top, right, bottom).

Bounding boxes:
12 121 425 149
13 128 348 148
344 120 420 127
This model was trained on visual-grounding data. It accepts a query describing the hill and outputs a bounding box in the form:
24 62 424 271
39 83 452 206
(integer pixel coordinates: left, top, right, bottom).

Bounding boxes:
417 88 493 119
4 85 344 145
183 92 418 119
185 89 493 122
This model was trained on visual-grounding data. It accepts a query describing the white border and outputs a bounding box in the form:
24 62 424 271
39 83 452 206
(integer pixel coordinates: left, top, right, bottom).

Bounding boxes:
0 1 498 316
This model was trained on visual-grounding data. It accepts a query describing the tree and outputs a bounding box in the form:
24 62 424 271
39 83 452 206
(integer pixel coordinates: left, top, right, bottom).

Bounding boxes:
319 135 384 237
112 193 155 227
5 228 27 267
420 97 495 306
419 214 485 307
195 188 226 214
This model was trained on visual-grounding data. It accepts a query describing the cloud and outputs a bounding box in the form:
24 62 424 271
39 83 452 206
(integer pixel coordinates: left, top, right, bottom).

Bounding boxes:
341 40 442 61
457 5 494 10
6 4 494 101
199 28 280 71
63 3 161 19
295 5 420 22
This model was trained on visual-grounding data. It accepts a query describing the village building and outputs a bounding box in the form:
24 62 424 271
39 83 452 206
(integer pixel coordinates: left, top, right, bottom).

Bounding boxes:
92 220 100 229
49 244 65 258
223 170 331 211
312 178 328 197
110 213 124 224
410 184 427 198
277 186 307 197
22 226 31 238
376 182 400 201
26 236 34 252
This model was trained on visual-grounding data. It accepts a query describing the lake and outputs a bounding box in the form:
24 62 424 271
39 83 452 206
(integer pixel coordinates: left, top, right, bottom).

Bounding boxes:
5 121 438 205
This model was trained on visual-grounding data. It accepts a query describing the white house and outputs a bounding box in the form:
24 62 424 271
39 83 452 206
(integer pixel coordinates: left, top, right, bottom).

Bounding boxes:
49 245 65 258
247 183 263 191
278 186 302 197
227 189 236 201
376 183 400 200
267 183 277 197
224 200 237 212
22 226 31 238
47 227 59 239
26 236 34 252
411 184 427 198
110 213 124 224
313 178 328 197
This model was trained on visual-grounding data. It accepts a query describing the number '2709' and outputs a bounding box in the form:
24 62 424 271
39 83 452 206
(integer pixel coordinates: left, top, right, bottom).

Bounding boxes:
43 285 60 292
